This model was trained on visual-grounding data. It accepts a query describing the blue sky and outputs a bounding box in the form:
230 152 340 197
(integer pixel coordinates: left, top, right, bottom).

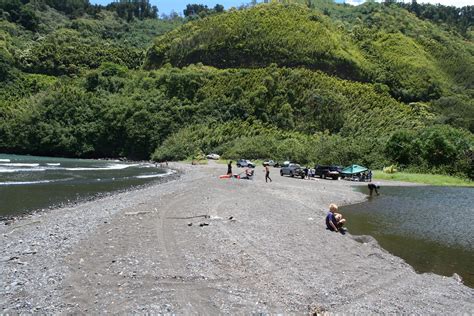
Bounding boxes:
89 1 262 15
89 0 473 14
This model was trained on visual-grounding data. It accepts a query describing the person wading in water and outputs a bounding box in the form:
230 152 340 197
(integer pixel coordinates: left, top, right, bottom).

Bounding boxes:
368 183 380 196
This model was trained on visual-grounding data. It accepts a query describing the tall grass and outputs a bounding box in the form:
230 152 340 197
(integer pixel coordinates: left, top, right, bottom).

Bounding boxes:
373 171 473 187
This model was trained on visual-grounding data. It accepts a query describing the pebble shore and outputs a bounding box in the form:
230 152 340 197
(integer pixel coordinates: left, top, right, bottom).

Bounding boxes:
1 162 472 313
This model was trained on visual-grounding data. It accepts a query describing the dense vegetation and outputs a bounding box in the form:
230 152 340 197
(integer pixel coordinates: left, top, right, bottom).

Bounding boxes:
391 0 473 37
0 1 473 179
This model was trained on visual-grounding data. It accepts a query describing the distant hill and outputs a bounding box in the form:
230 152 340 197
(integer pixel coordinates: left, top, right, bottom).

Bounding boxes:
146 3 473 104
0 1 472 178
146 4 369 81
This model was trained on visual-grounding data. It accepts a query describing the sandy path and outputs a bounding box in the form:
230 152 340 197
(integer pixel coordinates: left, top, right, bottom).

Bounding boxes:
1 162 473 313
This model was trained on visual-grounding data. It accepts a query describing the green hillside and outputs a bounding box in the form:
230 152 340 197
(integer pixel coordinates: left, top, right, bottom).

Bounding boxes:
146 3 473 104
0 1 473 179
145 4 370 81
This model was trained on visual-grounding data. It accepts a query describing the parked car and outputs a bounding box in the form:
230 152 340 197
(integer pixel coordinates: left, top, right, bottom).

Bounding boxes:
236 159 255 168
263 160 280 167
280 163 305 178
206 153 220 160
314 165 343 180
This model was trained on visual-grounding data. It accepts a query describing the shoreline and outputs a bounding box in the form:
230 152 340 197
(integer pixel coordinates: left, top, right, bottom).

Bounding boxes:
1 162 472 313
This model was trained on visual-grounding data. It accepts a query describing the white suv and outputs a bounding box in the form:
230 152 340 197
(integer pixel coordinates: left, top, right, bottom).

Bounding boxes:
206 153 220 160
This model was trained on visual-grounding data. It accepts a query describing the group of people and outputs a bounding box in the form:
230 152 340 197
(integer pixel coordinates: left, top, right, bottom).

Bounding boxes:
226 162 379 234
303 167 314 179
358 170 373 182
227 161 272 183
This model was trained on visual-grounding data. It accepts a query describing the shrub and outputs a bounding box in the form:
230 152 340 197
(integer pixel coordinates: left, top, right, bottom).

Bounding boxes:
383 165 397 173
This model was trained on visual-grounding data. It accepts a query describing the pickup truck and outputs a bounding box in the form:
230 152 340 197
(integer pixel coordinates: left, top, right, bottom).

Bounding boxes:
314 165 343 180
280 163 305 178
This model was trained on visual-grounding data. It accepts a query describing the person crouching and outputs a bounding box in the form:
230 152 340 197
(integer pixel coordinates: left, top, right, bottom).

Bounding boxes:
326 203 346 232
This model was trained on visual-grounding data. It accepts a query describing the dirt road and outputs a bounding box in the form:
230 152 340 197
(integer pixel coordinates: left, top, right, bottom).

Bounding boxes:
1 162 472 313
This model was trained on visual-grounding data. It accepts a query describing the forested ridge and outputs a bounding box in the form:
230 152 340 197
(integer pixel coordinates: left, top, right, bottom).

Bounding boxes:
0 0 473 179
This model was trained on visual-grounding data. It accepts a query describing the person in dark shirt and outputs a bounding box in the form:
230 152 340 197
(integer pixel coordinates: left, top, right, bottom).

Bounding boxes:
227 161 232 175
368 183 380 196
326 203 346 232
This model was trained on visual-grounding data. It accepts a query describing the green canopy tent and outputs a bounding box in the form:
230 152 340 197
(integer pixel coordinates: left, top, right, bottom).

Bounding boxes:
342 164 368 175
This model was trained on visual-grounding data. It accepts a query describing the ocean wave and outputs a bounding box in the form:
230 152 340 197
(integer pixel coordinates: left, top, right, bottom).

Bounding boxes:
64 163 139 171
46 163 61 166
0 168 46 173
135 174 165 179
0 163 40 167
135 170 176 179
0 180 53 186
0 159 11 162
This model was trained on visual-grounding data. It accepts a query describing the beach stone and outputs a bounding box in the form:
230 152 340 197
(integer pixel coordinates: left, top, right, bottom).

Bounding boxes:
0 162 472 314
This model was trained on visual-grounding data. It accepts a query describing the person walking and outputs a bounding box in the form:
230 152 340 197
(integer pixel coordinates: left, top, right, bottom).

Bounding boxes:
227 160 232 175
264 164 272 183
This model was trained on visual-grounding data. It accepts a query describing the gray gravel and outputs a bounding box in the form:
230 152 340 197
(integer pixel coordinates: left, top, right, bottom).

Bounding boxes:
1 162 473 314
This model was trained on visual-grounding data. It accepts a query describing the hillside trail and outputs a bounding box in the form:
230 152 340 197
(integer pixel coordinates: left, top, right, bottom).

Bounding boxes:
55 162 473 313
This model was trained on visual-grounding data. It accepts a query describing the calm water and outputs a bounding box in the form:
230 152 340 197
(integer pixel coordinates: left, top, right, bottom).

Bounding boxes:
0 154 173 217
341 185 474 288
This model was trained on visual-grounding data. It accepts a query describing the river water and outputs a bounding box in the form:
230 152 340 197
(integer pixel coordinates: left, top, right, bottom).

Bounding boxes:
0 154 172 218
341 185 474 288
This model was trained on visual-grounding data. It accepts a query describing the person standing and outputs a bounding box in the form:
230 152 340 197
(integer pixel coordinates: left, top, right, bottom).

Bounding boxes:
304 166 309 180
264 164 272 183
227 161 232 175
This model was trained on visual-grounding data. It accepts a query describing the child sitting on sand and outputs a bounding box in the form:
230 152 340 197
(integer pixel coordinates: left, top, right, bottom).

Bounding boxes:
326 203 346 232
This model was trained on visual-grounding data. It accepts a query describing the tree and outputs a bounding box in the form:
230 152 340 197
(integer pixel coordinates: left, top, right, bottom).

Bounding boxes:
183 4 209 17
420 126 459 167
106 0 158 21
43 0 90 16
276 103 295 129
214 4 224 13
18 5 40 31
385 130 416 166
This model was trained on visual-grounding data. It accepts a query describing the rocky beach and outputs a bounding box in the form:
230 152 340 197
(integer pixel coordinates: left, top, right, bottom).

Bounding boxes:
1 162 473 314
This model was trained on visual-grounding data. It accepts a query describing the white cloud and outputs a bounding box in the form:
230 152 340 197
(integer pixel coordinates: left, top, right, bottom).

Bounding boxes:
344 0 365 5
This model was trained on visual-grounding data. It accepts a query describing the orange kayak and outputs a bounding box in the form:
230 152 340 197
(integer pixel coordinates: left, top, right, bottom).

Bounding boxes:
219 174 240 179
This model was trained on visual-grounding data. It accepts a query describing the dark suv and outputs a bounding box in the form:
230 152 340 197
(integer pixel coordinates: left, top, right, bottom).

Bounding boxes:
314 165 342 180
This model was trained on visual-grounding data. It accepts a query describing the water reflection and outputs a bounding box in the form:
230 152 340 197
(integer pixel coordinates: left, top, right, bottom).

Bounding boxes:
341 185 474 287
